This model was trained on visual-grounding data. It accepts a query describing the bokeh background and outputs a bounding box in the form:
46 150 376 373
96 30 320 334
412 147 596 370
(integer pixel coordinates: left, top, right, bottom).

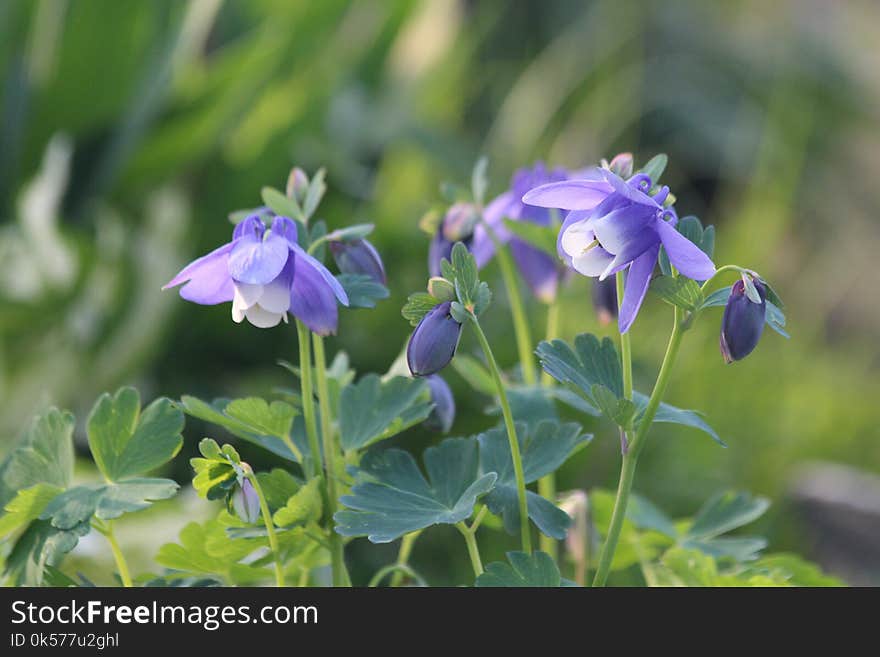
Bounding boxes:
2 0 879 584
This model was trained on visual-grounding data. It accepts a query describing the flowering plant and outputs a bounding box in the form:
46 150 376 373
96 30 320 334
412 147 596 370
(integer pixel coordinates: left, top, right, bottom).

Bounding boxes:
0 159 835 588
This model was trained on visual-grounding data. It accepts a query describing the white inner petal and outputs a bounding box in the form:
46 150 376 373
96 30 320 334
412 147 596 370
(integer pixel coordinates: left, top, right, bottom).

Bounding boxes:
232 303 246 323
258 277 291 314
245 304 284 328
572 247 613 277
233 281 264 310
560 221 596 259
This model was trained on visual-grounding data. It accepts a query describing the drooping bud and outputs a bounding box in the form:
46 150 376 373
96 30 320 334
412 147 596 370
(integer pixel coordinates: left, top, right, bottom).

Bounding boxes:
720 278 767 364
286 167 309 204
406 301 462 376
330 238 386 284
232 478 260 524
427 277 455 302
591 277 618 326
608 152 634 179
423 375 455 433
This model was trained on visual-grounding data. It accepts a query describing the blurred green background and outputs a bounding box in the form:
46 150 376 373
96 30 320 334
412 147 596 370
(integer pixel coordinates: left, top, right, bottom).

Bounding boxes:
2 0 879 585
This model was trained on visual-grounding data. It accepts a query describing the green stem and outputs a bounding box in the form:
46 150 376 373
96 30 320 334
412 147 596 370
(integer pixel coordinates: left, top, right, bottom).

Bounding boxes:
592 309 685 587
538 300 561 557
246 469 285 587
616 271 633 402
699 264 754 294
469 314 531 553
312 334 350 587
495 246 537 385
389 530 421 587
295 320 322 480
102 522 132 587
456 522 484 577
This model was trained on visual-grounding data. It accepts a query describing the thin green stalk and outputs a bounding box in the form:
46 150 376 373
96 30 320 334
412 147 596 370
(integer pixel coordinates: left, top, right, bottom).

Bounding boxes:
540 300 561 387
616 271 633 402
592 309 685 587
469 314 531 553
295 320 322 480
538 299 561 557
495 246 537 385
389 530 421 587
456 522 484 577
245 468 285 587
312 334 350 587
102 522 132 588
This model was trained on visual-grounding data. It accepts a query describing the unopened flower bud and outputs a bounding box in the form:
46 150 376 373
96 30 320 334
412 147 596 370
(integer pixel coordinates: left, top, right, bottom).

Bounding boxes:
608 152 634 179
286 167 309 204
427 277 455 302
441 202 480 242
232 478 260 524
720 278 766 364
406 301 462 377
330 238 386 284
424 375 455 433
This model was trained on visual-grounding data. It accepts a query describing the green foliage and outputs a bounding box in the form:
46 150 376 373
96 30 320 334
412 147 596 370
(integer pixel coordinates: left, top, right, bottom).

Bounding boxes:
0 408 75 508
401 292 442 326
502 218 558 258
639 153 668 183
87 387 183 482
0 484 64 539
40 479 179 528
478 420 591 539
179 396 303 462
335 438 497 543
273 478 323 528
632 393 725 446
190 438 243 501
338 375 433 451
337 274 389 309
451 354 496 396
476 551 573 587
649 276 704 312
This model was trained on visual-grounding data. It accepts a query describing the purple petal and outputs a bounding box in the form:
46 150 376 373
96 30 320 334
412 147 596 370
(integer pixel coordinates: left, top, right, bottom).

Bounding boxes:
270 215 299 249
510 239 558 304
163 242 234 305
471 226 497 269
289 246 348 335
483 190 517 229
228 220 290 285
233 214 265 240
602 170 658 207
618 244 660 334
591 204 659 265
522 179 614 211
428 233 453 277
656 218 716 281
291 245 349 306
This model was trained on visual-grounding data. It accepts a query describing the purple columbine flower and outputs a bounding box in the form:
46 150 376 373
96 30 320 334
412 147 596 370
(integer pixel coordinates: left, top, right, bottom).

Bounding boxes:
330 238 386 284
163 214 348 335
720 279 766 363
523 167 716 333
406 301 462 376
232 478 260 524
424 374 455 433
481 162 570 304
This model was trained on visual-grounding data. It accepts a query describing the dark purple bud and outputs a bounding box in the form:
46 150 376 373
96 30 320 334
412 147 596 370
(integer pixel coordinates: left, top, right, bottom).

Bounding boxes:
330 238 386 284
406 301 462 376
424 375 455 433
720 279 767 364
591 277 618 326
232 478 260 524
